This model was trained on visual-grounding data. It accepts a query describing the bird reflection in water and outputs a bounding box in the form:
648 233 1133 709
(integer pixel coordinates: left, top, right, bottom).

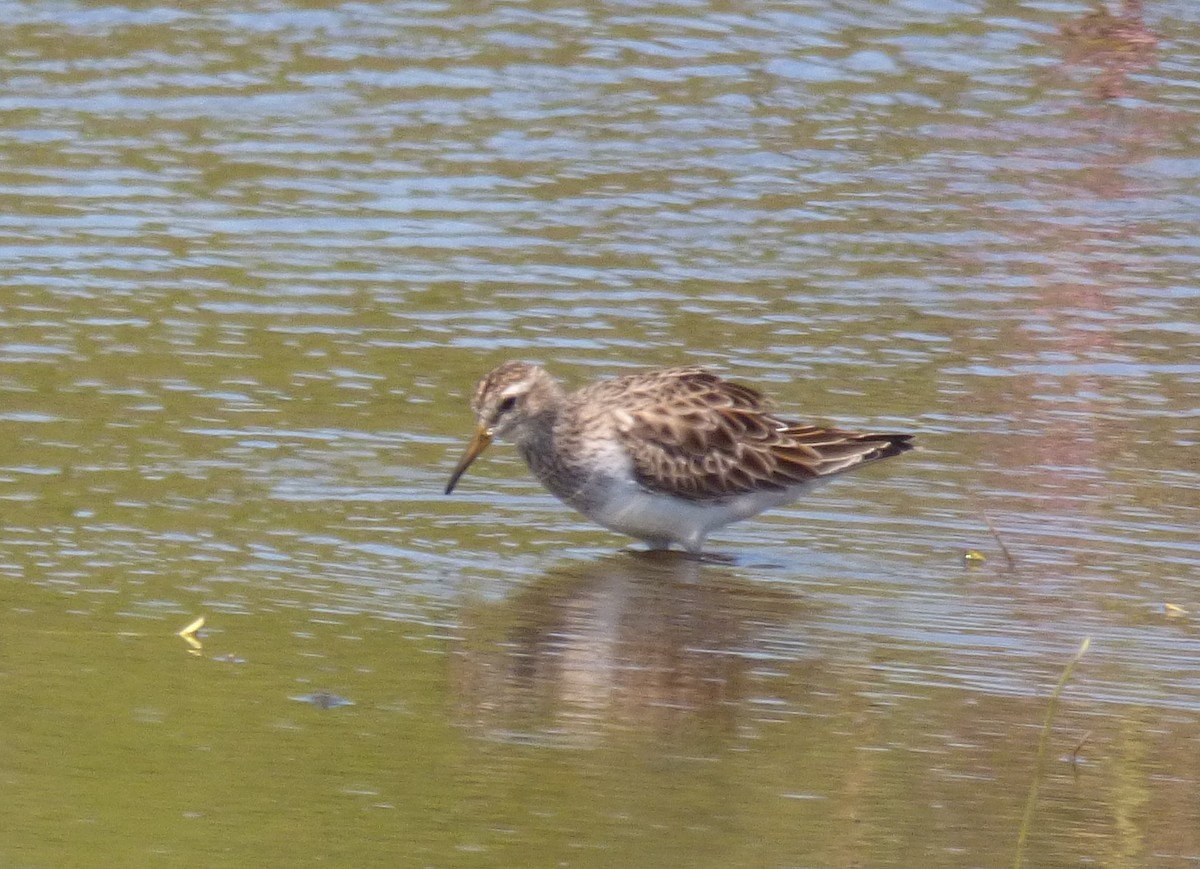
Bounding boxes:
449 552 813 747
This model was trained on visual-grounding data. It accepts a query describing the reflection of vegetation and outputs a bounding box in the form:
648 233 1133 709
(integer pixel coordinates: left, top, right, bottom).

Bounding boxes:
1059 0 1159 99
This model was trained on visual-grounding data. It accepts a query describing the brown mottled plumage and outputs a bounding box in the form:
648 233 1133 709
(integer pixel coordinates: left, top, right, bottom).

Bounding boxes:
445 361 913 552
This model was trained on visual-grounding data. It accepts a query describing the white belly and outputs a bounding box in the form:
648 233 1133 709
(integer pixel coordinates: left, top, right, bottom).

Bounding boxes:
524 433 816 552
573 474 803 553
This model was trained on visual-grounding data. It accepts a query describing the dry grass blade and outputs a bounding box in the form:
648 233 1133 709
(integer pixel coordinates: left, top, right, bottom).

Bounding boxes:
1014 637 1091 869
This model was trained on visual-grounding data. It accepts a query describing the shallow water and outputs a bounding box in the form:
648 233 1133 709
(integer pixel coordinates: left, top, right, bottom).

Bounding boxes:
2 1 1199 866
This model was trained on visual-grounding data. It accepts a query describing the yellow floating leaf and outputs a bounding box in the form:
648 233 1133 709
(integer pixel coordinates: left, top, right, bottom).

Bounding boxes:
177 616 205 638
963 550 986 564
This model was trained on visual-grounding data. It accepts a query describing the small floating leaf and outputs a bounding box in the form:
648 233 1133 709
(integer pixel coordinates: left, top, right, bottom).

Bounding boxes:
177 616 205 654
963 549 986 564
1164 603 1189 619
177 616 205 638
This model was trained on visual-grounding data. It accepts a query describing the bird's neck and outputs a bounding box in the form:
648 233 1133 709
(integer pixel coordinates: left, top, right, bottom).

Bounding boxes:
513 404 559 457
515 400 583 494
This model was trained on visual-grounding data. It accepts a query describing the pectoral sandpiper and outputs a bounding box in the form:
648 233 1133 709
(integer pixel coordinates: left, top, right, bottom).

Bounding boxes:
445 361 913 553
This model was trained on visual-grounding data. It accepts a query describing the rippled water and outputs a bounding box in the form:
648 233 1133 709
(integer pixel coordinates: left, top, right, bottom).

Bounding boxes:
2 0 1199 866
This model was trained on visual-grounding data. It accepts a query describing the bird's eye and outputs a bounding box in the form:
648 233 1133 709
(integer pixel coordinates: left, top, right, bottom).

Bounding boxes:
497 396 518 414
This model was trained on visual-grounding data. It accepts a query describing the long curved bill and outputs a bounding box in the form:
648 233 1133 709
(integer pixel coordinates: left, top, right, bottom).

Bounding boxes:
444 424 493 494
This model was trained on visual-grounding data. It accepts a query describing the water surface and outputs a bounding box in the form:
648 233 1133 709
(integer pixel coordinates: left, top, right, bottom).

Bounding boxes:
2 1 1199 866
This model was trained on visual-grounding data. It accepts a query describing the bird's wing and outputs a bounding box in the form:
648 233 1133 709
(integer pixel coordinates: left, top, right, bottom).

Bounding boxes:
592 368 911 501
